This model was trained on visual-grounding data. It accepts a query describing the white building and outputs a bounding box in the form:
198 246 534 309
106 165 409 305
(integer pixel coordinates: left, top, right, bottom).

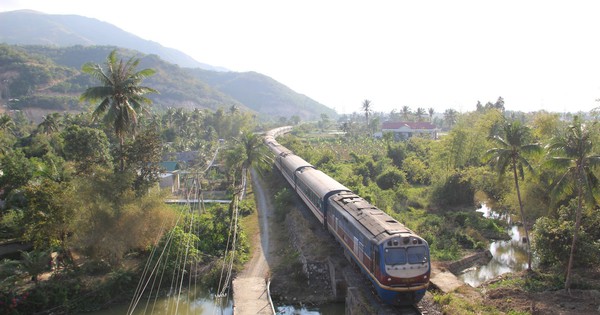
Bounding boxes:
377 121 438 140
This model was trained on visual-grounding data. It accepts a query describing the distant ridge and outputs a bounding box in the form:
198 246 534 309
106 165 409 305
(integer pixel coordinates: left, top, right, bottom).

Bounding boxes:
0 10 337 121
0 10 226 71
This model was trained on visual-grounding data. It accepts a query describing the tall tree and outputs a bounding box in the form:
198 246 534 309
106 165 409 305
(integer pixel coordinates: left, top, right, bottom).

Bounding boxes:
401 106 411 121
486 119 541 271
362 99 372 129
546 116 600 290
0 114 15 132
37 113 61 135
416 107 426 122
428 107 435 122
443 108 458 129
226 132 269 201
80 49 157 171
62 125 113 174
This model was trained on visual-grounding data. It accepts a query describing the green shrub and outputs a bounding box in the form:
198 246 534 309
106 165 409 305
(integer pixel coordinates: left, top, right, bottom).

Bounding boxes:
375 168 405 190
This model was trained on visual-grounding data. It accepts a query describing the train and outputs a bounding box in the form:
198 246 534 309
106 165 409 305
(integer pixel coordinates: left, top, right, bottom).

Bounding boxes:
264 126 430 305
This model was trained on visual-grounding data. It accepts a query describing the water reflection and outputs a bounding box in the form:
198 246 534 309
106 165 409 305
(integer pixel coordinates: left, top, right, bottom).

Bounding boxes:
276 303 345 315
459 205 530 287
79 289 232 315
80 289 345 315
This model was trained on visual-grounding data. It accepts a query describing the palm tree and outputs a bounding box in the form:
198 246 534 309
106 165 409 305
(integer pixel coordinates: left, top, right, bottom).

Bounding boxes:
401 106 411 121
546 116 600 290
19 250 51 282
486 119 541 271
80 49 157 171
37 113 61 135
226 132 270 200
443 108 458 129
362 99 372 128
0 114 14 132
428 107 435 122
416 107 426 122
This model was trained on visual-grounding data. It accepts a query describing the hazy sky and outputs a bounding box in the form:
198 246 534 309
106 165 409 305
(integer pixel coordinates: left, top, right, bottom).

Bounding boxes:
3 0 600 115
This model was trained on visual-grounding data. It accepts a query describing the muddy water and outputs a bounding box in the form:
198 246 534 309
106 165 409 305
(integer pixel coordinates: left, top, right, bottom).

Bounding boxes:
79 289 233 315
276 303 345 314
80 290 344 314
458 205 530 287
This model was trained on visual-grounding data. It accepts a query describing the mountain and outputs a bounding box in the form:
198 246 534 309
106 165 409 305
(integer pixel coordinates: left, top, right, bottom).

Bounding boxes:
0 44 248 113
0 10 336 121
190 69 336 121
0 10 224 71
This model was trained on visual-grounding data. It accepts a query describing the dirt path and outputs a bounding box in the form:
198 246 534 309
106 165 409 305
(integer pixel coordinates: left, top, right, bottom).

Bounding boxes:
240 169 274 278
231 170 278 314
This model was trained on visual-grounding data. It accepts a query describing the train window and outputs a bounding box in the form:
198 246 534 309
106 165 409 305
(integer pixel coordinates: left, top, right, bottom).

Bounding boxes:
407 246 428 264
384 248 407 265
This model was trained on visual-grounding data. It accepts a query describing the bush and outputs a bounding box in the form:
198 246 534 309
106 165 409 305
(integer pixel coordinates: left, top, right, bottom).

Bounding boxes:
431 172 475 207
238 199 255 216
532 201 600 270
375 168 405 190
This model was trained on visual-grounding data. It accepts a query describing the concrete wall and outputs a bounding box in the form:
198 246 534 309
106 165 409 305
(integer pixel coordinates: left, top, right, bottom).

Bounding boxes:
447 250 492 274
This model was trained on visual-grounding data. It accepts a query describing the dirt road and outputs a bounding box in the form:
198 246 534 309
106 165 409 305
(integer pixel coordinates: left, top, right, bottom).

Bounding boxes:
240 169 273 278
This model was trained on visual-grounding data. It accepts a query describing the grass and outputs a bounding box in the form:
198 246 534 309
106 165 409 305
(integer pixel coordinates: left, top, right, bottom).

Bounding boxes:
432 287 509 315
486 270 563 292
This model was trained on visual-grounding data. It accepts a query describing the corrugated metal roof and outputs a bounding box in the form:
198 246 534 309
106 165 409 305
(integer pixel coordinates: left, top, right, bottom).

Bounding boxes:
331 192 413 241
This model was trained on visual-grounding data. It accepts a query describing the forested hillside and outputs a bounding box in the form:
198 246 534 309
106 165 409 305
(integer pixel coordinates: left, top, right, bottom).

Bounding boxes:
0 9 223 70
0 10 336 122
0 44 334 121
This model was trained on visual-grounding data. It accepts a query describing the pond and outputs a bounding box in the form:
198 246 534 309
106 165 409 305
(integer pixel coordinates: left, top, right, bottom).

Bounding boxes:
79 288 233 315
80 288 345 314
458 204 531 287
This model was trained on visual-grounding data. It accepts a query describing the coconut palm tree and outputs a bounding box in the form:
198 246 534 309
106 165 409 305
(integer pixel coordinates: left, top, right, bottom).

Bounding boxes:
428 107 435 122
80 49 157 171
37 113 61 135
486 119 541 271
362 99 372 128
444 108 458 129
401 106 411 121
546 116 600 290
0 114 14 132
416 107 426 122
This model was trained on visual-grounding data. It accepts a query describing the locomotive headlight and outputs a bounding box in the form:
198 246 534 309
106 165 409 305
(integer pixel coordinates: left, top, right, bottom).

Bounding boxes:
387 277 391 282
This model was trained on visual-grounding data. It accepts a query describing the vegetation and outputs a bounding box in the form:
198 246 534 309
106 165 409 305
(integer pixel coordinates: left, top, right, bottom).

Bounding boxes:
1 43 599 313
545 116 600 290
0 49 266 313
80 49 158 171
0 43 334 122
485 119 541 270
286 103 599 290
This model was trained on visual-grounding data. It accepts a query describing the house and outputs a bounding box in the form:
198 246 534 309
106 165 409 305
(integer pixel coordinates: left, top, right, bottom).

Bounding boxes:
377 121 438 140
159 161 182 194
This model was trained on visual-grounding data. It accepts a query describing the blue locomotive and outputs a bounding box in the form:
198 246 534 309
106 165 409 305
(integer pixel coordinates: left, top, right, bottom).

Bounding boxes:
264 127 430 305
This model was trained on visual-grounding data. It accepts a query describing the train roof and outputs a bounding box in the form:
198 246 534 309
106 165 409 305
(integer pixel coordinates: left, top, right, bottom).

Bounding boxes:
330 192 414 242
296 168 351 198
280 154 314 170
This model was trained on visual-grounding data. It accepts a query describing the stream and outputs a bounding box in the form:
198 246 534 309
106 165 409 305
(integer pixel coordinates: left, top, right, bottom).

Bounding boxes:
457 204 530 287
81 290 343 314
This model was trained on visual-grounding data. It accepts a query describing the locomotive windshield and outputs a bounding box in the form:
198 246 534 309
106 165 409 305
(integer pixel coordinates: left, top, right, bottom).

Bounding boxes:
407 246 428 264
384 248 407 265
384 246 428 265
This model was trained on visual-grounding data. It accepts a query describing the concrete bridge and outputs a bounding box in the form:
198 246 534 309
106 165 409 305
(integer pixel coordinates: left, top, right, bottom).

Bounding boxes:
232 277 274 315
